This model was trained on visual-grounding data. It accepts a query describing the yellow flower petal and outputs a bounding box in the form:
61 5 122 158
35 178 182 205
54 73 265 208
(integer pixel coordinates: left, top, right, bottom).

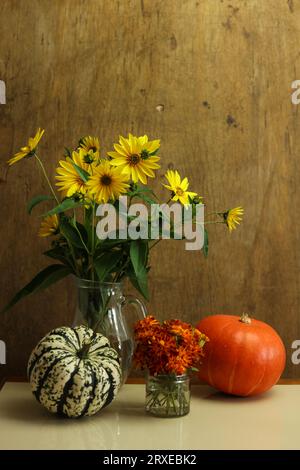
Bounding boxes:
163 170 199 206
86 160 129 203
38 214 59 237
8 128 44 166
223 207 244 232
55 150 93 196
145 139 160 153
181 177 189 191
114 143 128 157
108 134 161 184
78 136 100 160
119 135 131 153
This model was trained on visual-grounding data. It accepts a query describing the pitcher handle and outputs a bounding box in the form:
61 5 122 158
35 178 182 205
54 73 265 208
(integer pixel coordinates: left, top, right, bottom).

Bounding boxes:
123 295 147 320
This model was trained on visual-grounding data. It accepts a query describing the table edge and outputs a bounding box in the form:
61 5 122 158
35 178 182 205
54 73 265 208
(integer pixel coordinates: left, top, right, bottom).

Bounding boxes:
0 378 5 391
1 376 300 388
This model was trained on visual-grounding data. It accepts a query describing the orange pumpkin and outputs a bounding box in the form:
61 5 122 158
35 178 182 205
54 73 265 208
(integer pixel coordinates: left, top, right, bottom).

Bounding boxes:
196 314 286 396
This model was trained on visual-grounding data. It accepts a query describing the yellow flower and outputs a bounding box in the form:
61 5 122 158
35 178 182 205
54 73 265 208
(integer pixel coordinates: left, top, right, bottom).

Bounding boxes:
107 133 160 184
8 128 45 166
38 214 59 237
223 207 244 232
86 160 129 203
163 170 198 205
55 149 92 197
78 136 100 161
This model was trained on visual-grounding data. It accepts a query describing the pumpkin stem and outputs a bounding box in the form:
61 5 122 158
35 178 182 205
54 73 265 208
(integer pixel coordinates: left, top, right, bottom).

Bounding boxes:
239 313 252 324
78 340 94 359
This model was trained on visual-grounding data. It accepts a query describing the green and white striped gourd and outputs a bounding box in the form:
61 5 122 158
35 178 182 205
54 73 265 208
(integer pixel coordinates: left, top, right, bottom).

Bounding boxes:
27 325 121 418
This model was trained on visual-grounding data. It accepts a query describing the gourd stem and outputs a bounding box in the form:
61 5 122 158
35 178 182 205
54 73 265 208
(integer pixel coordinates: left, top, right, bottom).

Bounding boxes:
78 342 92 359
239 313 251 324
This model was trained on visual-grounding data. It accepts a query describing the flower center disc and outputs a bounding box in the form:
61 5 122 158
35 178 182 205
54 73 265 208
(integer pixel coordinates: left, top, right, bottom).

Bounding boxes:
176 187 184 196
100 175 112 186
129 154 141 165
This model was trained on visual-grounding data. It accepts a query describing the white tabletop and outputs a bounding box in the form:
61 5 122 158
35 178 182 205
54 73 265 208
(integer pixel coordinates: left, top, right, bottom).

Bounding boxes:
0 382 299 450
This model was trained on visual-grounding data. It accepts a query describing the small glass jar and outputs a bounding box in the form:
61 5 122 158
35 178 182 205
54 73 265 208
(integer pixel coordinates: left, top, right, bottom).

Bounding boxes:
145 374 190 417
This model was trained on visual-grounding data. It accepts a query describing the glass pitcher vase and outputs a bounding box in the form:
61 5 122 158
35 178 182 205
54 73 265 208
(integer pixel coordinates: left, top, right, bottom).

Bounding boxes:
73 278 147 384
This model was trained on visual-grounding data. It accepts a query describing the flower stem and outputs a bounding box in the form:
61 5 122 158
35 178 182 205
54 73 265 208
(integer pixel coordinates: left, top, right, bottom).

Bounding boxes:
91 202 96 281
204 220 224 225
73 210 90 254
150 239 161 250
34 153 59 204
206 211 219 217
91 293 113 333
68 243 80 276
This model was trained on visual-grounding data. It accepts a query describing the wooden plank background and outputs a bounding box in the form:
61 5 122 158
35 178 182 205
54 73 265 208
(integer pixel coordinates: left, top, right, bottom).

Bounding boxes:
0 0 300 380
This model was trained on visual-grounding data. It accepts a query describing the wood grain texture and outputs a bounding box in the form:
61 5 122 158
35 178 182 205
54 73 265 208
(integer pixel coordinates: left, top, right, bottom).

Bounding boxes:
1 0 300 379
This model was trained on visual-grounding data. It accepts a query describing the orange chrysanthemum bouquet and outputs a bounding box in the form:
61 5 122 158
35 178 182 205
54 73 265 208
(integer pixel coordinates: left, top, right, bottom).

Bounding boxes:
134 315 209 417
134 316 208 375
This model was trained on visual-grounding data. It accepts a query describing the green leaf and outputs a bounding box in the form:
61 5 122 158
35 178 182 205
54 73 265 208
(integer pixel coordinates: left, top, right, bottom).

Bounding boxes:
128 270 149 300
43 247 75 270
60 218 85 249
128 240 149 300
71 161 90 182
138 187 156 194
129 240 148 277
94 251 124 281
83 206 94 250
203 228 209 257
1 264 71 314
138 193 157 205
69 220 88 245
127 185 158 203
43 198 82 217
96 238 130 250
27 195 53 214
